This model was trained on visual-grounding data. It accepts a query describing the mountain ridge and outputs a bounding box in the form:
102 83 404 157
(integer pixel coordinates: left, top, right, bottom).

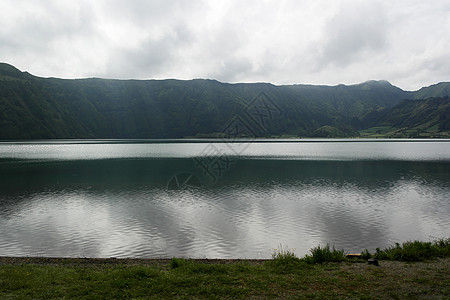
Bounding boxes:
0 62 415 90
0 63 448 139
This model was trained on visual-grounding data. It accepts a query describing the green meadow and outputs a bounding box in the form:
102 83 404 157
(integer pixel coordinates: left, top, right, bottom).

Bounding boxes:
1 240 449 299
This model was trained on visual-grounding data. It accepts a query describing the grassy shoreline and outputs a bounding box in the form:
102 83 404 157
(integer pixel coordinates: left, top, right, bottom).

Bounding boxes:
1 240 449 299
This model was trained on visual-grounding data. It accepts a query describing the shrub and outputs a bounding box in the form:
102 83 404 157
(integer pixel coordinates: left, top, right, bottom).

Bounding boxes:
374 239 450 262
304 244 346 264
360 249 372 260
170 257 186 269
268 245 301 273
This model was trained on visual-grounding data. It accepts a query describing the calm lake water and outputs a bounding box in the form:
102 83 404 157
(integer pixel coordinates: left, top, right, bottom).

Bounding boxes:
0 139 449 258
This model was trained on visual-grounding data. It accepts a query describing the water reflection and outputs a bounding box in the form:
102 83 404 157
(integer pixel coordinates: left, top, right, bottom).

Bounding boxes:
0 155 449 258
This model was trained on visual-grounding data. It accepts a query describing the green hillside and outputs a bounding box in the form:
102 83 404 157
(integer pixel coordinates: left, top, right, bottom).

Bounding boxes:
0 63 448 139
360 96 450 138
412 82 450 99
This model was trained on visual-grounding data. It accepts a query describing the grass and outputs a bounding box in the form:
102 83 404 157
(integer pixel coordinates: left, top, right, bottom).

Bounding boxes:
358 125 449 138
267 244 302 273
304 244 347 264
358 126 396 138
371 238 450 262
0 240 449 299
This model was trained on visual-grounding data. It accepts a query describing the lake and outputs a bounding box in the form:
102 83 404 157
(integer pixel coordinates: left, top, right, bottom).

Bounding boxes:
0 139 449 258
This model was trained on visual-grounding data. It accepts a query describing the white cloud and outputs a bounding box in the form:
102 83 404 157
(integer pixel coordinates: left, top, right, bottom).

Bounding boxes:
0 0 448 90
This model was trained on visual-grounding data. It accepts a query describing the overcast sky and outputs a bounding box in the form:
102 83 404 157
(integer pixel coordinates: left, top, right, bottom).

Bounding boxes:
1 0 448 90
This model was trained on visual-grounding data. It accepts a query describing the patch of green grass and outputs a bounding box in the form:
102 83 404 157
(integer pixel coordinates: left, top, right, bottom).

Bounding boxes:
0 239 449 298
170 257 186 269
358 126 396 137
373 239 450 261
1 258 448 299
304 244 347 264
267 245 303 273
360 249 372 259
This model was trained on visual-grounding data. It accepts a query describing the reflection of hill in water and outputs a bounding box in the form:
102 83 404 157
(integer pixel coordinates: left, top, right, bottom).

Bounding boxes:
0 158 450 191
0 158 449 194
0 157 449 258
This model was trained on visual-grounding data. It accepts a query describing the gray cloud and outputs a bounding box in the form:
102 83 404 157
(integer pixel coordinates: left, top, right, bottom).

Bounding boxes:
317 1 388 68
0 0 448 90
106 23 195 78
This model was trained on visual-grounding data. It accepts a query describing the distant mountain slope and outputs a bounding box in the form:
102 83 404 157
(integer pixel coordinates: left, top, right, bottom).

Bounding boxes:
286 80 410 117
360 96 450 138
0 63 448 139
412 82 450 99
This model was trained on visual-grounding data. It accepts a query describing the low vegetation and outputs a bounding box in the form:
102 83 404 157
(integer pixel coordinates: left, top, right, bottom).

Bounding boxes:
372 238 450 261
304 244 347 264
0 239 449 298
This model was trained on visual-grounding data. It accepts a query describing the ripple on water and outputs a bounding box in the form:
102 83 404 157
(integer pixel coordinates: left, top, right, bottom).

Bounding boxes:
1 159 449 258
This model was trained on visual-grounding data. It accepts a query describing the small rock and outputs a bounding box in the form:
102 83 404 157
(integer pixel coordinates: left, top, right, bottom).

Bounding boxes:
368 258 379 266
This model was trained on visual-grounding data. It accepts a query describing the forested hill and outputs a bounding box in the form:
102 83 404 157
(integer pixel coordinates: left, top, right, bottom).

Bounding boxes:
0 63 449 139
359 96 450 138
